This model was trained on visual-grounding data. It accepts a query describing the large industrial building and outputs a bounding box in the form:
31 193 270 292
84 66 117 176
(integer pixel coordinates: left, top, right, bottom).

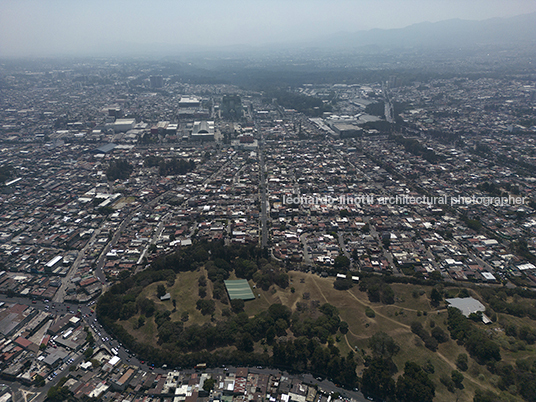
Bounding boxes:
112 119 136 133
191 121 215 141
179 96 201 108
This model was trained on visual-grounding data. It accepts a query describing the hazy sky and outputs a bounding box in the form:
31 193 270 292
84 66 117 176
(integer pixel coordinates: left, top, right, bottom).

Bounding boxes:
1 0 535 57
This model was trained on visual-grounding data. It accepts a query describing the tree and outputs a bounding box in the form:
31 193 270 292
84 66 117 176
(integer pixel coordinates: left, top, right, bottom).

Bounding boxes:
473 389 502 402
84 347 94 360
334 255 350 270
458 288 470 298
237 333 254 352
34 374 45 387
137 298 156 317
369 332 400 360
156 284 166 298
361 358 396 400
440 374 455 393
451 370 464 389
120 302 138 320
203 378 216 392
268 304 291 322
380 285 395 304
456 353 468 371
429 270 442 281
46 385 71 401
266 326 276 344
137 315 145 328
106 158 133 181
423 360 435 374
231 299 245 313
431 326 448 343
196 299 215 315
430 287 442 307
396 362 435 402
333 278 353 290
275 318 289 336
365 307 375 318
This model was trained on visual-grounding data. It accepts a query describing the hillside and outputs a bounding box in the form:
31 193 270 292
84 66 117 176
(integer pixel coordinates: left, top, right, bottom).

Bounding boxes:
96 242 536 402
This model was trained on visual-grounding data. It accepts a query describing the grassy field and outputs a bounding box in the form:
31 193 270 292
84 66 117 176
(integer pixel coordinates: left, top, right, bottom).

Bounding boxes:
117 268 536 402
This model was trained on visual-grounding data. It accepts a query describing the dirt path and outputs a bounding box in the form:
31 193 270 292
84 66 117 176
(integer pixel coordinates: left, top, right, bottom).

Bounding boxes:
374 303 448 315
344 288 492 392
311 277 492 391
345 288 411 329
311 276 330 304
312 277 367 348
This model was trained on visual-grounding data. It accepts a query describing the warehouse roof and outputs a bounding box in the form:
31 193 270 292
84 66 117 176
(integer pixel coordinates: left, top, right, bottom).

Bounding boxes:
224 279 255 300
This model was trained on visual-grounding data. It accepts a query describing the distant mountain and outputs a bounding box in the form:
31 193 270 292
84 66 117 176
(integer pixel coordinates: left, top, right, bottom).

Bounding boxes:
67 13 536 60
305 12 536 51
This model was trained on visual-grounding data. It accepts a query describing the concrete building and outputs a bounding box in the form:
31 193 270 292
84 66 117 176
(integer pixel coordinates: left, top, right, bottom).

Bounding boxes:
191 121 215 141
150 75 164 89
179 97 201 108
113 119 136 133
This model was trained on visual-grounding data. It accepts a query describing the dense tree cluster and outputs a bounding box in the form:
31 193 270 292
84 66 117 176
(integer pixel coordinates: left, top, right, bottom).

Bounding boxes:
290 303 342 344
390 134 443 164
0 165 13 184
478 287 536 320
489 357 536 402
106 158 133 181
267 90 333 117
359 277 395 304
96 241 358 388
447 307 501 364
362 358 435 402
361 333 434 401
196 299 215 315
361 333 400 399
410 321 448 352
364 102 385 118
473 389 502 402
272 339 357 387
333 278 353 290
362 357 396 400
333 255 350 270
145 156 195 176
395 362 435 402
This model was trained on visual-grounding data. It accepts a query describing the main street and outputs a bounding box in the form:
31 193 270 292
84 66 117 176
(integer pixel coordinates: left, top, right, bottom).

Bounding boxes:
52 228 101 304
257 124 268 249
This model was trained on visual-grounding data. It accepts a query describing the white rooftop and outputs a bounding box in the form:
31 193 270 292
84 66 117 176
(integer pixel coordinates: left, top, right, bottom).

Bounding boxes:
446 297 485 317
